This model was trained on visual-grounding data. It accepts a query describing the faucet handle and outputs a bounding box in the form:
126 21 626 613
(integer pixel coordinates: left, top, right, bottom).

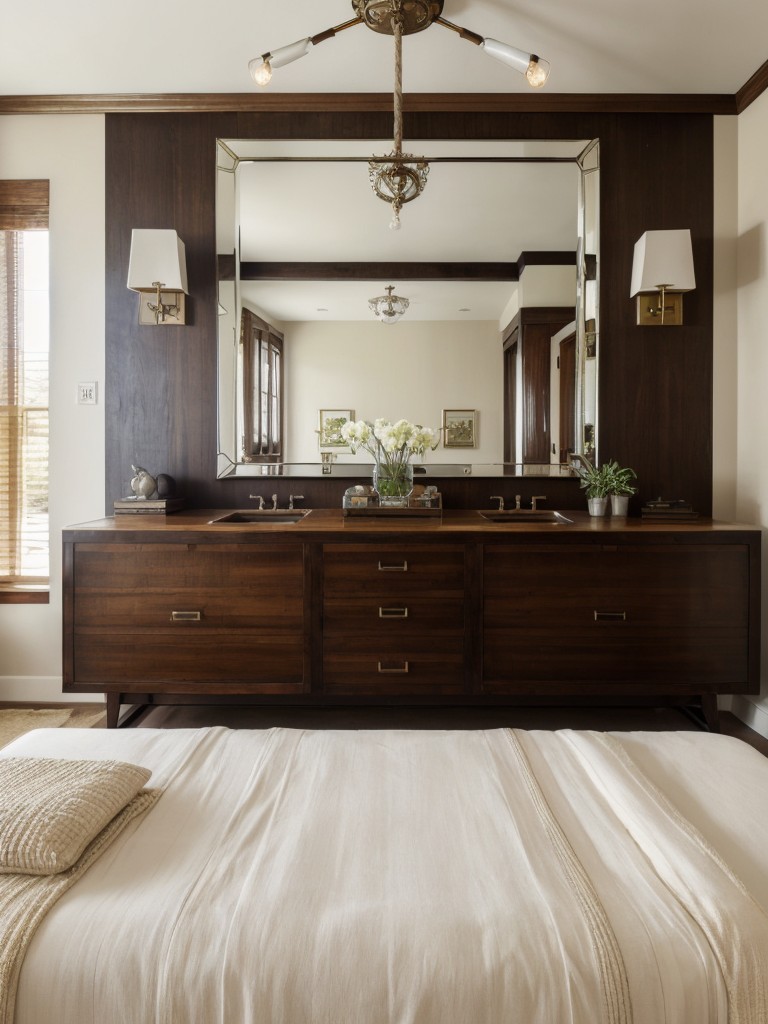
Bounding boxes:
490 495 504 511
289 494 304 510
271 493 278 510
530 495 547 511
514 494 522 510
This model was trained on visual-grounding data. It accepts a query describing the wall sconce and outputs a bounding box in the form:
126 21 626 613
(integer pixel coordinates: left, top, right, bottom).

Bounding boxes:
630 229 695 326
127 229 188 325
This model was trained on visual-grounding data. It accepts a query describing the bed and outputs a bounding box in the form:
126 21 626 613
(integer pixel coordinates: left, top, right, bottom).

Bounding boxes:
2 725 768 1024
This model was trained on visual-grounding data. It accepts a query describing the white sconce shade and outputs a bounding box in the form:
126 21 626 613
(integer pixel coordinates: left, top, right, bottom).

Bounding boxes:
127 229 188 325
630 229 695 326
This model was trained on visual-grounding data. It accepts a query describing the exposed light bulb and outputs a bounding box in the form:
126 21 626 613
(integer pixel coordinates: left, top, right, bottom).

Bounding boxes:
249 58 273 86
525 56 550 88
480 38 551 88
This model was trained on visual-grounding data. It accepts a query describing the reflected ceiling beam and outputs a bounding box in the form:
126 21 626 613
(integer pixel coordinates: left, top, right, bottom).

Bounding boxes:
240 261 518 281
230 252 577 282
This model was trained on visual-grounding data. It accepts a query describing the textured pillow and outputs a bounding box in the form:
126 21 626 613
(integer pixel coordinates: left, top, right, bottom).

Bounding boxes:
0 756 152 875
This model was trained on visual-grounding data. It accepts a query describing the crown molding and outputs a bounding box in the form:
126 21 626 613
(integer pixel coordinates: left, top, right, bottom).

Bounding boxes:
0 91 739 116
736 58 768 113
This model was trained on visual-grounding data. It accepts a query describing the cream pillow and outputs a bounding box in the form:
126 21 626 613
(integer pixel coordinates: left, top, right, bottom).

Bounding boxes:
0 756 152 875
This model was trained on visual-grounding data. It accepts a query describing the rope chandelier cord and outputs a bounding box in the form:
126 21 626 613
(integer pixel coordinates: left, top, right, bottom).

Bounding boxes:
247 2 550 226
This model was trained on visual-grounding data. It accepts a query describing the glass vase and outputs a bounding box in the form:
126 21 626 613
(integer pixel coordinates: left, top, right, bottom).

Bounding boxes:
372 460 414 507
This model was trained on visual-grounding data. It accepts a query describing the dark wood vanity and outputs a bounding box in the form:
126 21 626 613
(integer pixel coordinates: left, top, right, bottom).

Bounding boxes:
62 510 760 729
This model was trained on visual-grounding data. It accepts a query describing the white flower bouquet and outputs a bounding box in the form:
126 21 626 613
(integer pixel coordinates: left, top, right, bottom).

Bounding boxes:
341 417 439 499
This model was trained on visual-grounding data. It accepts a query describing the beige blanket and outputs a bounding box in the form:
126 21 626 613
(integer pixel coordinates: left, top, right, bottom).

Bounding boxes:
0 788 158 1024
3 726 768 1024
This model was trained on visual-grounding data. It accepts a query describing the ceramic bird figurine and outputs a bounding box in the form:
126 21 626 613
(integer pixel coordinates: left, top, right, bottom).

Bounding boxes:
130 465 159 500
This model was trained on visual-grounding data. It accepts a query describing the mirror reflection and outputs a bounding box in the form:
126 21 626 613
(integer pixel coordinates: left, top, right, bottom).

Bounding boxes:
216 138 599 478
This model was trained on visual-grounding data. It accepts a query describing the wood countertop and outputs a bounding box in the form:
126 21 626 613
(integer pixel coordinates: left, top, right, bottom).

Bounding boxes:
63 508 761 541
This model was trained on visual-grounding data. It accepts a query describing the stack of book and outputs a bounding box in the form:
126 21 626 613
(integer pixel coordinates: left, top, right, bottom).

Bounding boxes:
113 497 185 515
640 498 698 521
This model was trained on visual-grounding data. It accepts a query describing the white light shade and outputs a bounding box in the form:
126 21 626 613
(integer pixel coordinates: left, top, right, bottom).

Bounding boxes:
480 38 533 74
127 229 188 292
267 37 314 69
630 229 695 297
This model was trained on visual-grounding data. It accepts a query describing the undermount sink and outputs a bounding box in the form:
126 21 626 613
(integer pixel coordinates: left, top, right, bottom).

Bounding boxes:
209 510 311 525
478 510 574 524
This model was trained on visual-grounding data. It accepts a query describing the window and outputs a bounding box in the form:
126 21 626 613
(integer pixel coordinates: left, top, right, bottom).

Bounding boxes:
0 180 50 601
240 308 283 462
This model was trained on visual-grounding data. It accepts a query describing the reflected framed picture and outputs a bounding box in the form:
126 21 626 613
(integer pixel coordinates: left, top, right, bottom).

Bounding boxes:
318 409 354 449
442 409 478 448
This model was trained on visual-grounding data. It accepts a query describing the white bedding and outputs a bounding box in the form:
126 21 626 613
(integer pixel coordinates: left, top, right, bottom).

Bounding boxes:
3 726 768 1024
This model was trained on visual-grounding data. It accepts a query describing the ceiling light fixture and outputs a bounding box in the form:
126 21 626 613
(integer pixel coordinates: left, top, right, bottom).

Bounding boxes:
367 0 429 230
369 284 409 324
248 2 551 225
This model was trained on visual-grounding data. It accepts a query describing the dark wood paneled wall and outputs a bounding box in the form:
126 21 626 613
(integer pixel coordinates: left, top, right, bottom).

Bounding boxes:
105 106 713 514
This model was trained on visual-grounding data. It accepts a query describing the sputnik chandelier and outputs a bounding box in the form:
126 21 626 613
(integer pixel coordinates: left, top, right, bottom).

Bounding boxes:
249 1 551 228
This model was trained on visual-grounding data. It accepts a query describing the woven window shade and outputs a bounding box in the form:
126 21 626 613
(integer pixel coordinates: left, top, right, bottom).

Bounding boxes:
0 180 49 590
0 181 49 231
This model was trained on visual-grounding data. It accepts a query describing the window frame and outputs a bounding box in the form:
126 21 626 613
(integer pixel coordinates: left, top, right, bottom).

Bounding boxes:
240 308 284 464
0 180 50 603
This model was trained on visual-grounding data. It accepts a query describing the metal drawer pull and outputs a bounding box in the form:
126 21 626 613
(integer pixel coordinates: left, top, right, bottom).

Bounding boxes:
377 661 409 674
378 560 408 572
379 607 409 619
594 610 627 622
170 610 202 622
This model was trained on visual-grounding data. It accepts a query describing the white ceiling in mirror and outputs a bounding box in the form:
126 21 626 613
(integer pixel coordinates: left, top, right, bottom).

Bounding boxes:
228 138 584 323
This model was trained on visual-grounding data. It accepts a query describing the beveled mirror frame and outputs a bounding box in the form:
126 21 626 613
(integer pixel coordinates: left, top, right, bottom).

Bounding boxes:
215 136 599 479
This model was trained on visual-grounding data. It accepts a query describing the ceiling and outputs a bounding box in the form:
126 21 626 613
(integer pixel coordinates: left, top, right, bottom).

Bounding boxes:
8 2 761 323
2 0 767 97
227 139 583 322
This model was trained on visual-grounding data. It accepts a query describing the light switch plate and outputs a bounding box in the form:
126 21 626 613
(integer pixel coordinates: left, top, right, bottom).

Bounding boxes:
77 382 98 405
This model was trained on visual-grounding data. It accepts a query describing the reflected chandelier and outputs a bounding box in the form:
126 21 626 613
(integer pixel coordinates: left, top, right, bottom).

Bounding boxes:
248 1 551 228
369 284 409 324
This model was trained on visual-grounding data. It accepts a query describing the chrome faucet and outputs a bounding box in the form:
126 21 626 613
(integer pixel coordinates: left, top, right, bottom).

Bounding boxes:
530 495 547 511
248 494 265 510
490 495 504 511
288 494 304 510
514 494 522 510
271 493 278 510
569 453 594 475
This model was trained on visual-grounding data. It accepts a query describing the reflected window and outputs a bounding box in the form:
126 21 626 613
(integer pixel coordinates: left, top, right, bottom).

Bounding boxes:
241 308 283 462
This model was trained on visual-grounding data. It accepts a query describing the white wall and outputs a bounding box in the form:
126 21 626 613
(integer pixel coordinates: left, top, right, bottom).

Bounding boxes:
731 90 768 736
284 319 503 464
0 115 105 703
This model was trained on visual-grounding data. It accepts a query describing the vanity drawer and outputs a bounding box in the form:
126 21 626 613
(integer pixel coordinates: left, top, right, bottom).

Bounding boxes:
483 544 749 631
323 544 465 596
73 631 305 690
323 637 465 694
323 595 465 636
73 543 304 633
483 630 749 691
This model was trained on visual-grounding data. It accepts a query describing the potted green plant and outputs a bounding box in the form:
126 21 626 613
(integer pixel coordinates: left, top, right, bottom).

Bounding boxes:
602 460 637 516
572 458 613 516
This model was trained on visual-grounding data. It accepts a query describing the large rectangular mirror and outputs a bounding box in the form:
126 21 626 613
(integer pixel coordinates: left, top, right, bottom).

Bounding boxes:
216 137 599 478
